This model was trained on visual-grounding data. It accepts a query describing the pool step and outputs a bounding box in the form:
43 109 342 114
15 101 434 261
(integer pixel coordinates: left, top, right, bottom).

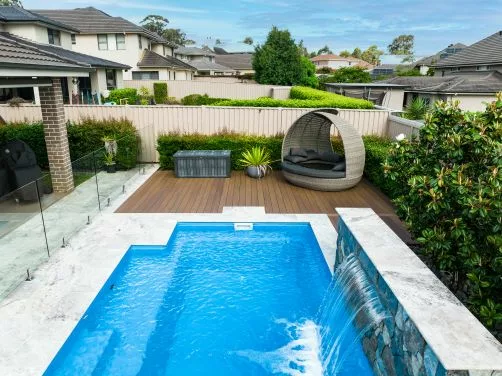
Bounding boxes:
234 223 254 231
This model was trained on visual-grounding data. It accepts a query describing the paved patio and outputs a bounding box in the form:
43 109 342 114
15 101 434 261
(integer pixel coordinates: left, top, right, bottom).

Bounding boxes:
117 170 414 244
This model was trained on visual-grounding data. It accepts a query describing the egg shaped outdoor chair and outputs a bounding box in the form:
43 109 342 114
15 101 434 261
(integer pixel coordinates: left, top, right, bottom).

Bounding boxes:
281 109 365 191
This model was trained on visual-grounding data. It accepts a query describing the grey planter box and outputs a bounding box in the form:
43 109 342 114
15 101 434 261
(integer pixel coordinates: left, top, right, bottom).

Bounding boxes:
173 150 231 178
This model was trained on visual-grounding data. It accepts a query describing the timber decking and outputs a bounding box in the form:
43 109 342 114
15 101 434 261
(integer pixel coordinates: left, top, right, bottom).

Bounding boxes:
117 170 413 243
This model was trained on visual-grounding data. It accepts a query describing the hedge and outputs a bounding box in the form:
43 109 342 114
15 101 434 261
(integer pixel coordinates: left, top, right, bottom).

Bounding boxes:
362 136 395 196
0 118 139 169
153 83 168 104
157 132 345 170
108 88 138 105
181 94 227 106
211 86 374 109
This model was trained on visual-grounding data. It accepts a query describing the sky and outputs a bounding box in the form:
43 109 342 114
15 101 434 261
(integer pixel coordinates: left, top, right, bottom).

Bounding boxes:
24 0 502 63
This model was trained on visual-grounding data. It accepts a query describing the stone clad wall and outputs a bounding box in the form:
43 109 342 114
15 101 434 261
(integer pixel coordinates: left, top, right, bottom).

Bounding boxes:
335 218 444 376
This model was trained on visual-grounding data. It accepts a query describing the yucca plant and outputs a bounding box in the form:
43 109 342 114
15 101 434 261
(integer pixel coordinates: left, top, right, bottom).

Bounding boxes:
403 97 429 120
239 146 272 178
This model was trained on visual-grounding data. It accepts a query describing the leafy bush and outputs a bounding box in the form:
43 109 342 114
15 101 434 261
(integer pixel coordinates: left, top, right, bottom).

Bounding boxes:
181 94 228 106
316 67 334 74
108 88 138 105
403 97 429 120
157 132 345 170
319 67 372 86
153 82 168 104
362 136 395 196
384 95 502 335
0 118 139 169
211 86 374 109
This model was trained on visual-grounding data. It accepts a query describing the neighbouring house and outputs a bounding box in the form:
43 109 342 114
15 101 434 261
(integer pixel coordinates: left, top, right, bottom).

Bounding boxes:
33 7 195 81
414 43 466 75
137 49 197 80
310 54 373 71
174 46 234 76
433 31 502 76
213 48 254 76
369 64 399 79
325 82 406 109
0 6 129 104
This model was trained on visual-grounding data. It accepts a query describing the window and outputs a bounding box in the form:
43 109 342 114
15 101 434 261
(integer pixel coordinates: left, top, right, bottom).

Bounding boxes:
98 34 108 50
476 65 488 71
131 71 159 80
173 71 176 80
105 69 117 90
116 34 125 50
138 35 142 49
71 34 76 45
450 67 460 72
163 45 166 56
47 29 61 45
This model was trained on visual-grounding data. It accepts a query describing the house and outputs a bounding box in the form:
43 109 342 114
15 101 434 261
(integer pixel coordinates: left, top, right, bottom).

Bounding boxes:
310 54 373 71
0 6 129 104
414 43 466 75
213 48 254 76
381 71 502 111
433 31 502 76
174 47 235 76
33 7 195 81
369 64 399 79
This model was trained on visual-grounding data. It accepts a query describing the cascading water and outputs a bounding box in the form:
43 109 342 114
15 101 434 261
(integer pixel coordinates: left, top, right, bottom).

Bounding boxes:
316 254 389 375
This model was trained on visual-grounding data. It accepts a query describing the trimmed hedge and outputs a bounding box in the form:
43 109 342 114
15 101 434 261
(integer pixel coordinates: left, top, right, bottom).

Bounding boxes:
211 86 374 109
157 132 345 170
0 118 139 169
181 94 227 106
362 136 395 196
108 88 138 105
153 83 168 104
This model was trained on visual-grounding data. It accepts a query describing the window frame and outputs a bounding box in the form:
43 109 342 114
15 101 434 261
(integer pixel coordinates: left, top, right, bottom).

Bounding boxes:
105 69 117 90
115 34 126 50
71 34 76 45
138 35 143 49
47 29 61 46
131 71 160 80
98 34 108 50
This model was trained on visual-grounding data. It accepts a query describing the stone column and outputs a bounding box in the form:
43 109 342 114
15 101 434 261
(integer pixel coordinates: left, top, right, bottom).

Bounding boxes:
39 78 74 192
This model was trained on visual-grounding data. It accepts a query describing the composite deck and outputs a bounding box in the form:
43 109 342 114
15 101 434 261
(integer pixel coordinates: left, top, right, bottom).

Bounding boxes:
117 170 413 243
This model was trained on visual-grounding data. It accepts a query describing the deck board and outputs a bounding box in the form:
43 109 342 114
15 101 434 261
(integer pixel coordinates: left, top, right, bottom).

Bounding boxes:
117 170 414 243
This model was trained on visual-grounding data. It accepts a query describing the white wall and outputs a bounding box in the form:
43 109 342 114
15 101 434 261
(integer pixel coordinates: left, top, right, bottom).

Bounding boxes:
447 94 494 112
3 24 72 49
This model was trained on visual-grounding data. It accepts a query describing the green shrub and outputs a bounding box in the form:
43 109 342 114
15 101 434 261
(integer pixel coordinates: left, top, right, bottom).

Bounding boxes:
108 88 138 105
362 136 395 196
157 132 346 171
153 82 168 104
0 118 139 169
384 94 502 335
181 94 228 106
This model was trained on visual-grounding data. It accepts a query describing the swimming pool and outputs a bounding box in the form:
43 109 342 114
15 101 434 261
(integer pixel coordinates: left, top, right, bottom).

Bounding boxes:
44 223 373 375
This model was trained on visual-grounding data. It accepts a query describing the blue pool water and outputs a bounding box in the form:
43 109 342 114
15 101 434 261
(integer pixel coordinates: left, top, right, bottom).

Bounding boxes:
45 223 373 375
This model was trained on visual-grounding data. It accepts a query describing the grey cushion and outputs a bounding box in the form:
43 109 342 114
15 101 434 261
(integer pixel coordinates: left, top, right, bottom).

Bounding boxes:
305 149 321 161
282 161 345 179
320 152 342 163
284 155 307 163
332 161 346 171
290 148 308 157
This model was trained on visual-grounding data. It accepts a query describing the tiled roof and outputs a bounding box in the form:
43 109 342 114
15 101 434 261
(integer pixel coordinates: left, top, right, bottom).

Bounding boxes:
0 32 129 69
0 6 79 32
434 31 502 67
137 49 195 70
311 54 373 69
0 32 91 71
32 7 173 45
414 43 466 67
174 46 215 56
215 53 253 70
381 71 502 93
187 60 234 72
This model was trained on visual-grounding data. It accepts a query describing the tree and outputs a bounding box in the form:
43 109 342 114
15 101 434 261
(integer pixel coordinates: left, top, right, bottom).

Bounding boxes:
361 45 383 65
163 28 195 46
339 50 351 58
351 47 362 59
215 39 222 45
297 40 310 57
253 26 317 87
317 45 332 55
140 15 169 36
242 37 253 45
388 34 415 63
0 0 22 5
320 67 372 85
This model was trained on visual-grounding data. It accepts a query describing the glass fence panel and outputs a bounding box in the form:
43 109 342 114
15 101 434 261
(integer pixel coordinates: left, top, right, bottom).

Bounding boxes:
0 180 48 300
41 152 100 252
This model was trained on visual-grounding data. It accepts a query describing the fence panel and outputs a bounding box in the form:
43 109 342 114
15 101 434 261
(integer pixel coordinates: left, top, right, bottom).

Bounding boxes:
387 114 422 139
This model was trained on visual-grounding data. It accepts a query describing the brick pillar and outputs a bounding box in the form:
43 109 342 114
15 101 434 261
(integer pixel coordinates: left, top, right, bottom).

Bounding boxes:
40 78 74 192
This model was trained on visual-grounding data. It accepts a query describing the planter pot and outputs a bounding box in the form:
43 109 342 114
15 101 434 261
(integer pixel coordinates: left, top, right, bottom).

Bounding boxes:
246 166 265 179
105 164 116 173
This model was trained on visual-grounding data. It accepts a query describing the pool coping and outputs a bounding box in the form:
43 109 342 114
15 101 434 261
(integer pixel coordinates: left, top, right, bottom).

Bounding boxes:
0 209 336 375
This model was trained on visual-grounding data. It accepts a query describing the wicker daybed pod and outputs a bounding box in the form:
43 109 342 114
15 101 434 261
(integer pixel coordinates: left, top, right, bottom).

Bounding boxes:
281 109 365 191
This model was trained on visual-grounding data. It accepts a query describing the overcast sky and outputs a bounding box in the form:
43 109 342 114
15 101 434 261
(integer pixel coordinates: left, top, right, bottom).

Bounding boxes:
25 0 502 63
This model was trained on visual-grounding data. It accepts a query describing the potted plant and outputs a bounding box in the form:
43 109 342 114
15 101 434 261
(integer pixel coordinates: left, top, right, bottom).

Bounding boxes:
239 146 272 178
102 136 117 173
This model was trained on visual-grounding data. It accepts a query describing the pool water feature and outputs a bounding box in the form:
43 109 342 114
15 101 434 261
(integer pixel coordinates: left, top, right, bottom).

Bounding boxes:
45 223 377 375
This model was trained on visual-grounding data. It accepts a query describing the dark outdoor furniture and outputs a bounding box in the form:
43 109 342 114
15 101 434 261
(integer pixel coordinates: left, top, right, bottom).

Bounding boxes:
173 150 231 178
